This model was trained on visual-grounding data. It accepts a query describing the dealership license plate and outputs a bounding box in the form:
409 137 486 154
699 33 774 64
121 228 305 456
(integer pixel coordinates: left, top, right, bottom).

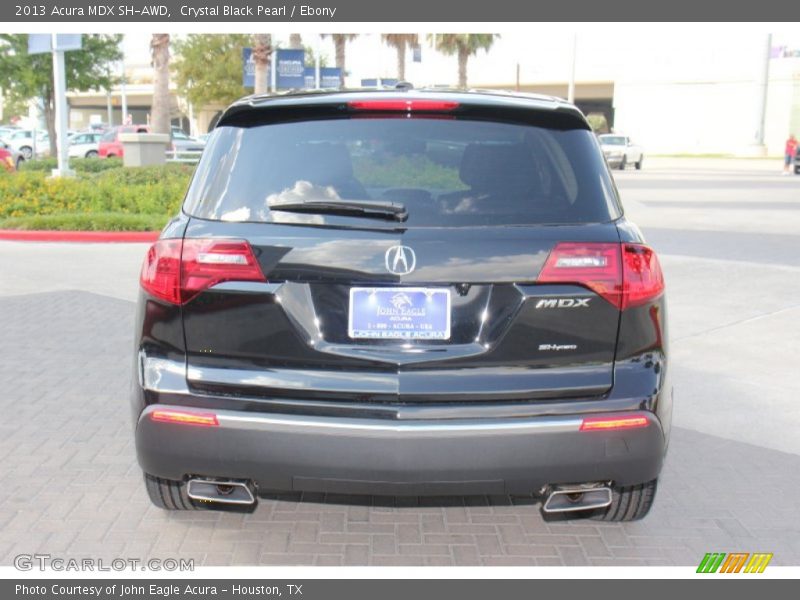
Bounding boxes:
348 287 451 340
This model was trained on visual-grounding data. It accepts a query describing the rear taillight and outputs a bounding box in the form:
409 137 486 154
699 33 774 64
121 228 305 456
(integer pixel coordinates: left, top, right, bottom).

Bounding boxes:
538 242 664 310
140 238 265 305
140 239 182 304
620 243 665 309
347 99 460 112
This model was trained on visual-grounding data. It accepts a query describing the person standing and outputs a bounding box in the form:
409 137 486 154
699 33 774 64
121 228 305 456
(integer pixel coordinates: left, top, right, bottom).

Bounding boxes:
784 134 798 174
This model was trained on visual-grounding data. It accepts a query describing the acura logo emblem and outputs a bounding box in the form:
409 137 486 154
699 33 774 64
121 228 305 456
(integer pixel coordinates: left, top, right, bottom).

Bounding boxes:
385 245 416 275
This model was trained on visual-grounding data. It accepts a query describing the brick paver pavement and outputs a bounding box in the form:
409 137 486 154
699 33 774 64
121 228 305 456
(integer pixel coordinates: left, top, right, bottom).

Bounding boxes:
1 291 798 566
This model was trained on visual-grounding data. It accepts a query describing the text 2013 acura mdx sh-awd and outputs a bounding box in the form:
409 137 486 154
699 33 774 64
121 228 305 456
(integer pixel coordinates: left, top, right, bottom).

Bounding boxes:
133 90 670 521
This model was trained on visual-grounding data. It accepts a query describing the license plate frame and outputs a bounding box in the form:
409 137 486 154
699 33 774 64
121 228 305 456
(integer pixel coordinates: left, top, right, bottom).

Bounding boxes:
348 287 451 340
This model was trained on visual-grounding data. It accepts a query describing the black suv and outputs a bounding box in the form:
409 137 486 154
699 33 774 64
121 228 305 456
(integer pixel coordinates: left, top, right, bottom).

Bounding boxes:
133 90 670 521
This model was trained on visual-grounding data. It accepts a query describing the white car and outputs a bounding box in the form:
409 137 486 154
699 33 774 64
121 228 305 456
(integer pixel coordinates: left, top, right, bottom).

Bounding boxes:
68 132 103 158
598 134 644 170
2 129 50 160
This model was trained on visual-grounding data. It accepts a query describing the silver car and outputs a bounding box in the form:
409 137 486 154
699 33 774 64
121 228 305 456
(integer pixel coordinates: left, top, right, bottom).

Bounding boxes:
2 129 49 160
598 134 644 170
68 132 103 158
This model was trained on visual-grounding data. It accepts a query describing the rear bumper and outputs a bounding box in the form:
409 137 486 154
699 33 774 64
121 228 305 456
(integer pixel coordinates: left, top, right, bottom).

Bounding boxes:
136 404 666 496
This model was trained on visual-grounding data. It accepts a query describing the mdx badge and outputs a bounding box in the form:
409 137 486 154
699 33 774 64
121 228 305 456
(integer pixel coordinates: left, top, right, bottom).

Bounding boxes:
535 298 591 309
385 245 416 275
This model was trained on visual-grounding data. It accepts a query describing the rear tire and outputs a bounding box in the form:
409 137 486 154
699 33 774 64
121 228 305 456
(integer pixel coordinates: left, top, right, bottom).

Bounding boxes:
591 479 658 522
85 150 98 158
143 473 200 510
20 146 33 160
618 156 627 170
635 155 643 170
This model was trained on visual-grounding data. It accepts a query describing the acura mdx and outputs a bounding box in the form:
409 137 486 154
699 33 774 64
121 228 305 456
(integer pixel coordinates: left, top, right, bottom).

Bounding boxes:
133 90 670 521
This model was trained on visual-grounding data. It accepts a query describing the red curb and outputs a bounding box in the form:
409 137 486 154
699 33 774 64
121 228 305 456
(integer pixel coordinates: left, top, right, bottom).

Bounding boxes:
0 230 160 243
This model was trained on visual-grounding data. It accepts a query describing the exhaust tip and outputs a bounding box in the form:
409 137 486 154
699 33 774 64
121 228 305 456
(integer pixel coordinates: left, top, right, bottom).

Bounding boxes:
187 478 256 505
542 485 612 513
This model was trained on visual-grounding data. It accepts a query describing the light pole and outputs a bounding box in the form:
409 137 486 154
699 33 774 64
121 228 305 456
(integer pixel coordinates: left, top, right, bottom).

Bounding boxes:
567 34 577 104
748 33 772 156
51 33 74 178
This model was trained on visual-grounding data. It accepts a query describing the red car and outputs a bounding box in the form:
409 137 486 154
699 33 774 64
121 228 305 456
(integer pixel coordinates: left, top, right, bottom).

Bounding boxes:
98 125 150 158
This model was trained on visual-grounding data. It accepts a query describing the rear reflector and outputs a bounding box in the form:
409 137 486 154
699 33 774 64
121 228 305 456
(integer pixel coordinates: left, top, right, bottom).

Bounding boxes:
537 242 664 310
580 415 649 431
347 99 460 112
150 409 219 427
140 238 266 305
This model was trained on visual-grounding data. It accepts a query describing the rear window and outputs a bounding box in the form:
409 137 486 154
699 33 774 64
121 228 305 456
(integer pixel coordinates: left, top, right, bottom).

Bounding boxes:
184 118 621 227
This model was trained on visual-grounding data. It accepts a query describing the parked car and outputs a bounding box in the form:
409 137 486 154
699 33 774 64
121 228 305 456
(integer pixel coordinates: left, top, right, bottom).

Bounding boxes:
794 147 800 175
598 134 644 170
68 131 103 158
0 139 25 170
134 90 669 521
0 125 21 139
1 129 49 160
98 125 150 158
169 128 206 154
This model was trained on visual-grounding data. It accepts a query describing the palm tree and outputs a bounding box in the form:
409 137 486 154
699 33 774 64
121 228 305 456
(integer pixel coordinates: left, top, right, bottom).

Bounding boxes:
252 34 272 94
289 34 303 49
382 34 418 81
150 34 171 134
321 34 357 87
430 34 499 88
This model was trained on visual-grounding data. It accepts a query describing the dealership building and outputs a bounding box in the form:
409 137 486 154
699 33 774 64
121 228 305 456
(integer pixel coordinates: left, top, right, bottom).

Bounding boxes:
8 30 798 157
374 29 800 156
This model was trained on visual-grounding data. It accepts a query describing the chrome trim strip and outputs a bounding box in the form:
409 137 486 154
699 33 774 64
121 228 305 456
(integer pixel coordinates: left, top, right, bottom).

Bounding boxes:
187 364 397 395
141 356 190 394
142 404 585 435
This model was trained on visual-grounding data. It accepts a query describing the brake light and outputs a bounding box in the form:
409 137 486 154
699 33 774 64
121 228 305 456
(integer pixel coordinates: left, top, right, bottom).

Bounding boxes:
537 242 664 310
140 239 182 304
347 99 460 112
538 242 622 307
621 243 665 309
579 415 649 431
139 238 265 305
181 239 266 302
151 409 219 427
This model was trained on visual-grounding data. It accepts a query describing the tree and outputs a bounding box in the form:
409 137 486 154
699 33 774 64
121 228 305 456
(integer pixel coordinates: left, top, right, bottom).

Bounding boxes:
173 34 251 110
289 34 303 49
382 34 417 81
430 34 499 88
321 34 357 87
0 34 122 155
252 34 272 95
150 34 171 135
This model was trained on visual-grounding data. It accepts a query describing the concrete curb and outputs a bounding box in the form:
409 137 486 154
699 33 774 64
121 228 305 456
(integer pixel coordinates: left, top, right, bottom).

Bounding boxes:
0 230 159 243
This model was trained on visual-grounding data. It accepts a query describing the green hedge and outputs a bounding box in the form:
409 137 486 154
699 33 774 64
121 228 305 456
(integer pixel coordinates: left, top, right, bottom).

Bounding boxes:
0 162 194 231
18 157 125 173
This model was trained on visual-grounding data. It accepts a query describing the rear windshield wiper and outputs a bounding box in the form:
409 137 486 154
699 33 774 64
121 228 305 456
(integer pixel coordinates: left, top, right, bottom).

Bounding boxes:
268 199 408 222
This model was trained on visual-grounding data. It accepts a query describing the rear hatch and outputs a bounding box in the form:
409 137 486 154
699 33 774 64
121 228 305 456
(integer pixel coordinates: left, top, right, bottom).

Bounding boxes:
178 96 624 404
